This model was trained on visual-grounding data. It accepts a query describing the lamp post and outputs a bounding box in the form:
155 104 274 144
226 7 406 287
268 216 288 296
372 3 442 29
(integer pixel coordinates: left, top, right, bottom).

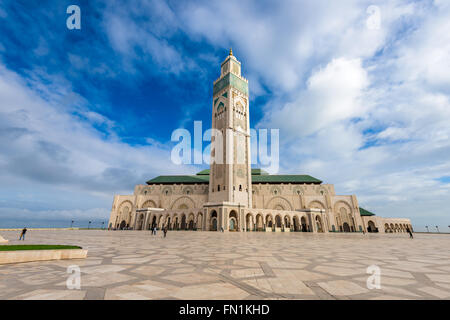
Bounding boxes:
71 220 74 228
425 226 429 233
102 221 105 230
435 226 439 233
88 221 91 229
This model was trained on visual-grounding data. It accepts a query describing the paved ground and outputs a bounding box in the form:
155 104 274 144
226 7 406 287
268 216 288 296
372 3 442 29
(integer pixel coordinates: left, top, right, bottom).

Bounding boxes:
0 230 449 300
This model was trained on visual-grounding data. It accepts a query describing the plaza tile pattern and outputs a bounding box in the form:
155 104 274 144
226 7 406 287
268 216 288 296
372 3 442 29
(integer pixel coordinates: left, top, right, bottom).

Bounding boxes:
0 230 449 300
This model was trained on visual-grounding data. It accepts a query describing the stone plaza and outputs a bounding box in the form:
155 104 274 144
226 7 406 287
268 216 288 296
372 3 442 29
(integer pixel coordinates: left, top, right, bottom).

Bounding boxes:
0 229 449 300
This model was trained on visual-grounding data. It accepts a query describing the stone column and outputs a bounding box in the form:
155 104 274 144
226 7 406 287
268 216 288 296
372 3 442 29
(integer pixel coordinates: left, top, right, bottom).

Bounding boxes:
142 212 149 230
133 213 138 230
203 208 208 231
222 208 227 231
308 213 316 233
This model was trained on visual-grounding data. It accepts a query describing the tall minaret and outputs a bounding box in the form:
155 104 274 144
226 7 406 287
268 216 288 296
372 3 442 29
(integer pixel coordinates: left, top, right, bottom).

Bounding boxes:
209 49 252 208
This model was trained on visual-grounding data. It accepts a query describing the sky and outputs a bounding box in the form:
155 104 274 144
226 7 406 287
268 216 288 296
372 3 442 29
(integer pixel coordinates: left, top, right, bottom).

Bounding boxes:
0 0 449 231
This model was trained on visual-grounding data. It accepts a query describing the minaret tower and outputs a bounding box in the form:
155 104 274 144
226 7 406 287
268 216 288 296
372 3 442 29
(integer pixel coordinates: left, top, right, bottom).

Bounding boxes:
209 49 252 208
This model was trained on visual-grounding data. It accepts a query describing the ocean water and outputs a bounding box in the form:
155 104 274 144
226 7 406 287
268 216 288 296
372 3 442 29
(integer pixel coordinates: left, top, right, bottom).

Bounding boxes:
0 218 108 229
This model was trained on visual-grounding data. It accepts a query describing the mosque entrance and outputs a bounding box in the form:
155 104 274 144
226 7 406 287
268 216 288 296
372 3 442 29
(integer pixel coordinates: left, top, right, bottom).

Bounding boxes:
209 210 218 231
301 216 308 232
229 218 236 231
343 222 350 232
229 210 238 231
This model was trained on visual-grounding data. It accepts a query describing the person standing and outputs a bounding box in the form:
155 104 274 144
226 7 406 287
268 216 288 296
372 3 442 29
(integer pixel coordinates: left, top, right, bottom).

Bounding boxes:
19 227 27 241
163 225 167 238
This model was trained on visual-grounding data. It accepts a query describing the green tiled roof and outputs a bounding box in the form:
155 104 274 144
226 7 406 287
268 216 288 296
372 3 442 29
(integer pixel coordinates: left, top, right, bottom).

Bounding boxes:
251 168 269 175
146 175 209 185
252 175 321 184
360 207 375 216
147 170 322 185
196 169 269 176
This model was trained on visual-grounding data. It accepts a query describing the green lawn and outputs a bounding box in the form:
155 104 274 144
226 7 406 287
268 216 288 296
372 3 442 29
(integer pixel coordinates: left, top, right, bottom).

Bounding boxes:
0 245 82 251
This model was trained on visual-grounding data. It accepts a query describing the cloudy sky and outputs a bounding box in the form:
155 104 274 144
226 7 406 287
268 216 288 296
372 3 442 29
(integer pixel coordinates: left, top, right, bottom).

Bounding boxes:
0 0 449 230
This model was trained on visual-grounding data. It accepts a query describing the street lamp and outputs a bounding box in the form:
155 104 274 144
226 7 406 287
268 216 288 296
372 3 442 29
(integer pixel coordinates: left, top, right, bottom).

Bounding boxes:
425 226 429 233
102 221 105 230
70 220 74 228
435 226 439 233
88 221 92 229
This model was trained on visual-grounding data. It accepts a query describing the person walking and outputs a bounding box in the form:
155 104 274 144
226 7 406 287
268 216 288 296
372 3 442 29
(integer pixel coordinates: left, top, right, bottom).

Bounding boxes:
406 227 413 239
153 225 157 235
163 225 168 238
19 227 27 241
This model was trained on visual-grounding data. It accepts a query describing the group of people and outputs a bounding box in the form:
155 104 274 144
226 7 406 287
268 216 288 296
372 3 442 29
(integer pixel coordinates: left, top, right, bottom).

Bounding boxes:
150 224 168 238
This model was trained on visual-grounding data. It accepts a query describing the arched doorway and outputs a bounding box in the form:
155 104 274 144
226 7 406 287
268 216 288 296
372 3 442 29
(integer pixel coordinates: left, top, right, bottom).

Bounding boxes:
256 214 263 231
181 215 187 230
343 222 350 232
367 220 376 233
119 220 126 230
266 215 273 230
275 215 282 228
301 216 308 232
229 210 238 231
210 211 217 231
188 213 195 230
284 216 291 229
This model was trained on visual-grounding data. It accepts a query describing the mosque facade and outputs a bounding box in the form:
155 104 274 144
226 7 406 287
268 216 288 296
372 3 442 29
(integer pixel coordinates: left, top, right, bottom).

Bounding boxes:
108 51 412 234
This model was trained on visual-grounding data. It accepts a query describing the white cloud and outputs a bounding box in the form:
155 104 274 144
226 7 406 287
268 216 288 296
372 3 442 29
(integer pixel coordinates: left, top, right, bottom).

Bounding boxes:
0 63 196 221
260 58 369 140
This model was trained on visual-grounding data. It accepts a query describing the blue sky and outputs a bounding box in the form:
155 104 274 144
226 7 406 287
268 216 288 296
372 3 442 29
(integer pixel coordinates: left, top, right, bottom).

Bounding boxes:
0 0 449 231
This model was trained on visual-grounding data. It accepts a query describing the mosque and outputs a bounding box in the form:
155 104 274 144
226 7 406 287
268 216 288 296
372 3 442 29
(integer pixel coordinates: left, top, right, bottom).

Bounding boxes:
108 50 412 234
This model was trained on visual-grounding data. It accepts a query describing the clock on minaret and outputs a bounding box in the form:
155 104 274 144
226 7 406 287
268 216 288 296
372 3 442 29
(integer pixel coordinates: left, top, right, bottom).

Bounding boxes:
209 49 252 208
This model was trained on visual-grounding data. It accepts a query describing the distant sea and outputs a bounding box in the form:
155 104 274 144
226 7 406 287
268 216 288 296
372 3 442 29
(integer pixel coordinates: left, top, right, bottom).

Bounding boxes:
0 218 108 229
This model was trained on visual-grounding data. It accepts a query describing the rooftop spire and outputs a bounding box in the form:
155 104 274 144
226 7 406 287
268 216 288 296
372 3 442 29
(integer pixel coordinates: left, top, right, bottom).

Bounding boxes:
229 48 233 56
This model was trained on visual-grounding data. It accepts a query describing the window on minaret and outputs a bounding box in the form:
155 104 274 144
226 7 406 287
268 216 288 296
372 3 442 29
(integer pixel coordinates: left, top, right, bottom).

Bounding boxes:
218 185 220 191
239 185 242 191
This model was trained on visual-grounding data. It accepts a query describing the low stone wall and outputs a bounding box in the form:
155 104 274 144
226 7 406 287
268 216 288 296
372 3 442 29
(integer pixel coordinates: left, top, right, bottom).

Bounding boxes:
0 235 7 244
0 249 88 265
